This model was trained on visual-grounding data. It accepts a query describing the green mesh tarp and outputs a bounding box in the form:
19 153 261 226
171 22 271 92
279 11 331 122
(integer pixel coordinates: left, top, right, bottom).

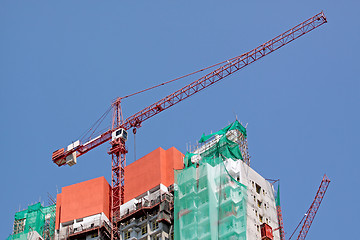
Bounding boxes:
199 120 247 143
183 152 198 168
175 121 248 240
174 157 247 240
184 134 243 168
200 135 243 162
27 202 42 212
8 203 56 240
14 211 26 220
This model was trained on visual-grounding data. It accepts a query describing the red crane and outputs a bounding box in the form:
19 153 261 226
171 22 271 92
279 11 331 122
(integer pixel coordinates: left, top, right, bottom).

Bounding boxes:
277 205 286 240
276 184 286 240
297 174 331 239
288 174 331 240
52 12 327 240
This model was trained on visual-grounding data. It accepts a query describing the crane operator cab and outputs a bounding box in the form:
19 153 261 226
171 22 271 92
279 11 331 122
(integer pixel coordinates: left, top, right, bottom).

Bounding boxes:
112 128 128 142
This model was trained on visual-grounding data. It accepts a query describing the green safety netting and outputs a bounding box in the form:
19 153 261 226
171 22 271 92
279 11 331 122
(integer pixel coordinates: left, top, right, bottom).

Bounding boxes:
183 152 198 168
8 203 56 240
14 211 26 221
175 121 248 240
276 184 281 207
199 120 247 143
200 135 243 162
184 133 244 168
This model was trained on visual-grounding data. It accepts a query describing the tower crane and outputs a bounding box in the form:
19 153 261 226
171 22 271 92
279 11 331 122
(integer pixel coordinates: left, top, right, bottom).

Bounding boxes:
52 12 327 240
287 174 331 240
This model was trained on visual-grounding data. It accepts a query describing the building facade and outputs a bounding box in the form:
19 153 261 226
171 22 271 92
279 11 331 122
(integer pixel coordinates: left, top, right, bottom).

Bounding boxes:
174 120 281 240
54 147 183 240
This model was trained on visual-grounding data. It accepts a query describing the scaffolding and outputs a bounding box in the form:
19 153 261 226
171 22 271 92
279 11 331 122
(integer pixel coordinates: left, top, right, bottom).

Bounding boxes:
7 202 56 240
174 120 248 240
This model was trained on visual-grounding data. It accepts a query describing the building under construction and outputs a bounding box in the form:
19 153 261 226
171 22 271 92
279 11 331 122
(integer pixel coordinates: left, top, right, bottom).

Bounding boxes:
8 202 56 240
8 119 330 240
9 121 287 240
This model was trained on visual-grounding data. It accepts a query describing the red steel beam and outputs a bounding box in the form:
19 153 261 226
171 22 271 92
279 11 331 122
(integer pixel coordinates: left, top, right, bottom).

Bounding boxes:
277 205 286 240
122 11 327 131
296 174 331 240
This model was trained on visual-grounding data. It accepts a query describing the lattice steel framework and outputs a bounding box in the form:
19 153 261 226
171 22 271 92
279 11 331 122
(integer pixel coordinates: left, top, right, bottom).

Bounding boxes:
297 174 330 240
52 11 328 169
108 98 127 240
277 205 286 240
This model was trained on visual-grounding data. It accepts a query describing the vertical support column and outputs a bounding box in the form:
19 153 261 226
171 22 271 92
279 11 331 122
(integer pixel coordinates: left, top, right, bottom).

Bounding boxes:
275 183 285 240
109 97 127 240
277 206 285 240
109 138 127 240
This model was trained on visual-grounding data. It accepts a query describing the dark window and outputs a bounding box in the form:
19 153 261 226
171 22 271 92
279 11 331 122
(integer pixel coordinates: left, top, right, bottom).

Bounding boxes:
255 183 261 194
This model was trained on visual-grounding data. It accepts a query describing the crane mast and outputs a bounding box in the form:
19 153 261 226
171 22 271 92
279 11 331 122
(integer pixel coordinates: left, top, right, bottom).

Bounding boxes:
51 11 327 240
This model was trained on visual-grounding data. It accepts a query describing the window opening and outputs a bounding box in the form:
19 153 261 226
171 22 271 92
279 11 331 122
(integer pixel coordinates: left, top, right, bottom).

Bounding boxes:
142 224 147 235
152 220 159 231
255 183 261 194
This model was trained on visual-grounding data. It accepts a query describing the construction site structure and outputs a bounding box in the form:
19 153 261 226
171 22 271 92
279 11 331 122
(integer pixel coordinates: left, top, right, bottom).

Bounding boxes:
174 120 280 240
55 177 112 239
54 147 183 240
51 11 327 240
7 202 56 240
118 184 175 240
7 118 331 240
52 121 285 240
9 122 330 240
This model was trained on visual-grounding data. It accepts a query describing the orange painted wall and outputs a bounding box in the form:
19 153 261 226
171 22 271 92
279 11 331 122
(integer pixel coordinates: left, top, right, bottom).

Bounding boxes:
55 147 184 229
124 147 184 202
55 176 111 229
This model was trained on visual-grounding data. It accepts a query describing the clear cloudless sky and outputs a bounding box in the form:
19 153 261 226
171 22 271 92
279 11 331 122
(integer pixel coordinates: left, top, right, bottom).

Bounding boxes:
0 1 358 239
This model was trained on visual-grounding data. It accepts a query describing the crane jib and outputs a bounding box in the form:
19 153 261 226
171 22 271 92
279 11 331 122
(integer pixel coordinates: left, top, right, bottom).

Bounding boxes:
52 11 327 167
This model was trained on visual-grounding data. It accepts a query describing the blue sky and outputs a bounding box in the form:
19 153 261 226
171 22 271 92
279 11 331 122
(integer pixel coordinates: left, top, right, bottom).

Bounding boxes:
1 1 358 239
